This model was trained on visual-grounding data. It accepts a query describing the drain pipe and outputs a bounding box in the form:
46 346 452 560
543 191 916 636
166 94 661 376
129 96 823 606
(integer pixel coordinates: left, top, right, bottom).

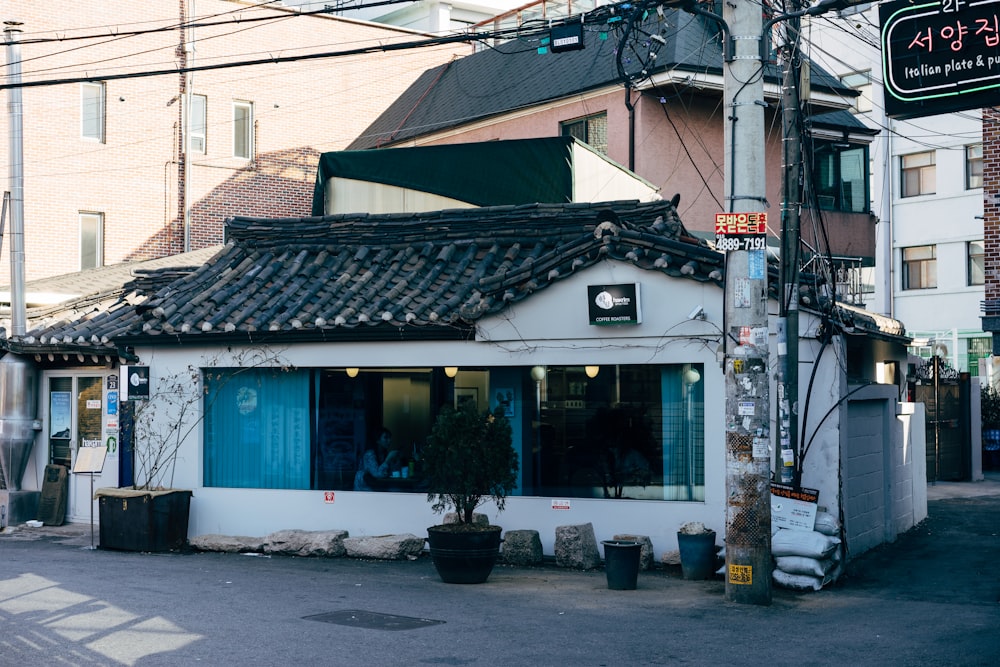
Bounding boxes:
625 87 635 172
2 22 40 508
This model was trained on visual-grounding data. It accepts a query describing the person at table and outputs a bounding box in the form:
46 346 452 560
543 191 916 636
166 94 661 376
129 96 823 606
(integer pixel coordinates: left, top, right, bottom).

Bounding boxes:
353 427 398 491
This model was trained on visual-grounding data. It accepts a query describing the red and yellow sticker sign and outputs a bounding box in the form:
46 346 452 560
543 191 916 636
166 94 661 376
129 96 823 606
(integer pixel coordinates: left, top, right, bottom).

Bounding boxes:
715 212 767 236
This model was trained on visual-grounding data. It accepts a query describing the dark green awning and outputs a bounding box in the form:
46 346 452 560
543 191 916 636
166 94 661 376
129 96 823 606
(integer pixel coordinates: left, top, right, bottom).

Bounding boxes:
312 137 576 216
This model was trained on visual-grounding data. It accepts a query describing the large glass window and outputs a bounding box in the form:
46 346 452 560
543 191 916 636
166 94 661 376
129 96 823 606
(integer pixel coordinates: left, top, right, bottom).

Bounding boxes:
901 151 935 197
560 112 608 154
202 364 705 501
902 245 937 289
813 142 870 213
204 368 311 488
81 82 105 142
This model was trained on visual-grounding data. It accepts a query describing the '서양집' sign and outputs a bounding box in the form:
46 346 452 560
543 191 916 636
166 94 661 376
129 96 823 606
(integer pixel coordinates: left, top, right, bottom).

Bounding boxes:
882 0 1000 118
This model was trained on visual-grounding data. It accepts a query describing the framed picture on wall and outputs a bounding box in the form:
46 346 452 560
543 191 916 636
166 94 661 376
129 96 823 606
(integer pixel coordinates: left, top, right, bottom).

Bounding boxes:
455 387 478 410
492 388 514 417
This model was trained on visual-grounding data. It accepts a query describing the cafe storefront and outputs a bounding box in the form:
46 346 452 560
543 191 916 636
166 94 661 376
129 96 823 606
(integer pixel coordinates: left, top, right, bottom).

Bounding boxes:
10 199 916 559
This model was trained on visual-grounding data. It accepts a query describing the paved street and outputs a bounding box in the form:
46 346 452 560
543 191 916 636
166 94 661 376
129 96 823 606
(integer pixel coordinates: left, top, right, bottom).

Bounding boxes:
1 477 997 667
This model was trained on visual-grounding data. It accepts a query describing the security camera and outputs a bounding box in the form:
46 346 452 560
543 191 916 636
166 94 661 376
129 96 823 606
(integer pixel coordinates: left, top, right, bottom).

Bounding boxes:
688 305 705 320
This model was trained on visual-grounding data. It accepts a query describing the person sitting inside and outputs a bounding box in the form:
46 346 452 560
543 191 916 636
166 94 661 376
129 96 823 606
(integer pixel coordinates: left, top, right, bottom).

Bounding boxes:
353 427 398 491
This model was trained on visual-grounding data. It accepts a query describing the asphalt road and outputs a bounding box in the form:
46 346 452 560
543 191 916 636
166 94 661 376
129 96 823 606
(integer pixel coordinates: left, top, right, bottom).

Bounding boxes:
0 479 997 667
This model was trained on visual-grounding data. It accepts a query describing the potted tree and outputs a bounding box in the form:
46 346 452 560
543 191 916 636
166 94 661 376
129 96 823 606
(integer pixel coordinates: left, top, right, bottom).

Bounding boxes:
95 364 200 552
422 400 519 584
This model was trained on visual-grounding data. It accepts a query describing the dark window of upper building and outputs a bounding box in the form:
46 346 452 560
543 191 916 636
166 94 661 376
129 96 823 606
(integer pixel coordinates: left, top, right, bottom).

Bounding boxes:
561 112 608 155
813 142 870 213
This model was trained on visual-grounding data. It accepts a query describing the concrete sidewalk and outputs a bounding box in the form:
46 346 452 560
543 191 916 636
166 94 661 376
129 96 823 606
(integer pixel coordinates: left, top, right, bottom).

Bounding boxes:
926 470 1000 500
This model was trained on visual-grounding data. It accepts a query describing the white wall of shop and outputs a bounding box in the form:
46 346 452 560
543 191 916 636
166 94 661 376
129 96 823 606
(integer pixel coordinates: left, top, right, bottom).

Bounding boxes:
21 259 861 559
125 262 732 559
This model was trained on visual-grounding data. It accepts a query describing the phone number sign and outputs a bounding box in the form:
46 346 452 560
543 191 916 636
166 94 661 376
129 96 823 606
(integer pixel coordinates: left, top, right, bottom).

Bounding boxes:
715 212 767 252
882 0 1000 118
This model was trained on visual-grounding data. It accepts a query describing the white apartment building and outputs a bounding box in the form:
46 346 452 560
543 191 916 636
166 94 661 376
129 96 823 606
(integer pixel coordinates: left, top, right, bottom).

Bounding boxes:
807 4 989 374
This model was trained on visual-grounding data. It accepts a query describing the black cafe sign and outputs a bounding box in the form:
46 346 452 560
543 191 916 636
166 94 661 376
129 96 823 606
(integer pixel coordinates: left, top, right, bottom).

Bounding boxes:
882 0 1000 119
587 283 641 326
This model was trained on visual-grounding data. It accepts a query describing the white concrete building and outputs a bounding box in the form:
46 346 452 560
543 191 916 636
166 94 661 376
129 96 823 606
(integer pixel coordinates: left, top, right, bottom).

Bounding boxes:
806 4 989 374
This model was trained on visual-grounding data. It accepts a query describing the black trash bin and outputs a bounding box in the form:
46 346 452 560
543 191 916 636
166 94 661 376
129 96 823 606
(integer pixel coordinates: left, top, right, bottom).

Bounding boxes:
602 540 642 590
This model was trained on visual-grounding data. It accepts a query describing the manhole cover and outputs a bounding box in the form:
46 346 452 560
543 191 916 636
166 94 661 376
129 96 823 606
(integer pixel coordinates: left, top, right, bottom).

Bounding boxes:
304 609 445 631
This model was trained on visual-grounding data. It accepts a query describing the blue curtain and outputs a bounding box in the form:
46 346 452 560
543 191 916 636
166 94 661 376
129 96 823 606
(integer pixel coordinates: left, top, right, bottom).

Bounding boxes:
661 365 704 500
204 368 310 489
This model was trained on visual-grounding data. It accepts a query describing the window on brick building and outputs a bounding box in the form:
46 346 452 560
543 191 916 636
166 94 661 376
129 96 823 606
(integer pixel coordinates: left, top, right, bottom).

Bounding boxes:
233 100 253 159
80 212 104 270
968 240 985 286
966 144 983 189
900 151 935 197
902 245 936 290
561 112 608 155
81 83 105 142
190 94 207 154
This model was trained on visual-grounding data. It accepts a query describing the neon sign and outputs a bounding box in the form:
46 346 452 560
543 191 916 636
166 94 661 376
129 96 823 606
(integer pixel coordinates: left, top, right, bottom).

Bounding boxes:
881 0 1000 118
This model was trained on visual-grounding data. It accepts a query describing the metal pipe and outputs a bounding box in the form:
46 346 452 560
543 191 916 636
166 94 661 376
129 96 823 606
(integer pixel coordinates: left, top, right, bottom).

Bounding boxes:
4 22 27 337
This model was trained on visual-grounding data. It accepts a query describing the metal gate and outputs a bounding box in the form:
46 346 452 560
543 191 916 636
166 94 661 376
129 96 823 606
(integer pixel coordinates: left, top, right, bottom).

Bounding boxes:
912 359 970 482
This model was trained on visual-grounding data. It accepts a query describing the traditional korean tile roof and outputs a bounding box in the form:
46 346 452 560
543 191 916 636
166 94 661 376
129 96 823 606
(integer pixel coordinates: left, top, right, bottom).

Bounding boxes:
123 199 723 342
0 247 222 363
2 199 908 359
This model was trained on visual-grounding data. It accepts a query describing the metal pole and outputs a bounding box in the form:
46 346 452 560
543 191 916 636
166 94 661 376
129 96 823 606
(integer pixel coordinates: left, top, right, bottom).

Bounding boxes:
933 355 940 484
778 1 802 485
4 22 27 337
723 0 772 605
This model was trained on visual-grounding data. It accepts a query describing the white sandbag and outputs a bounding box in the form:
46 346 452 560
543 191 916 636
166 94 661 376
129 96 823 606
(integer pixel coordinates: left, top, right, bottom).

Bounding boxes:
773 569 825 591
814 511 841 536
775 555 834 578
771 528 840 559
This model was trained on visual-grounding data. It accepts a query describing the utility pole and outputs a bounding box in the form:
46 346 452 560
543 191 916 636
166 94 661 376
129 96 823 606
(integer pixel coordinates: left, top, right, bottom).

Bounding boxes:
721 0 772 605
777 0 802 485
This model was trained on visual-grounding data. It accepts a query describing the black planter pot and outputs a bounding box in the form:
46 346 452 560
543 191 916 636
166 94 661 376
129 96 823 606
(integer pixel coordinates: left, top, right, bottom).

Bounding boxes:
677 530 717 580
426 525 502 584
97 489 192 552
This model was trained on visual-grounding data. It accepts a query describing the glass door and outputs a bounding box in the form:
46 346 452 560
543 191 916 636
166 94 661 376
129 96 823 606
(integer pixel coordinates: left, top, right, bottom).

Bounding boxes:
45 373 119 523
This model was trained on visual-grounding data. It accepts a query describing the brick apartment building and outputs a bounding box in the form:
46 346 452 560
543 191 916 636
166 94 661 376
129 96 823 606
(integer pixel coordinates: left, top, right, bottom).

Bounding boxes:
0 0 463 282
981 108 1000 354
